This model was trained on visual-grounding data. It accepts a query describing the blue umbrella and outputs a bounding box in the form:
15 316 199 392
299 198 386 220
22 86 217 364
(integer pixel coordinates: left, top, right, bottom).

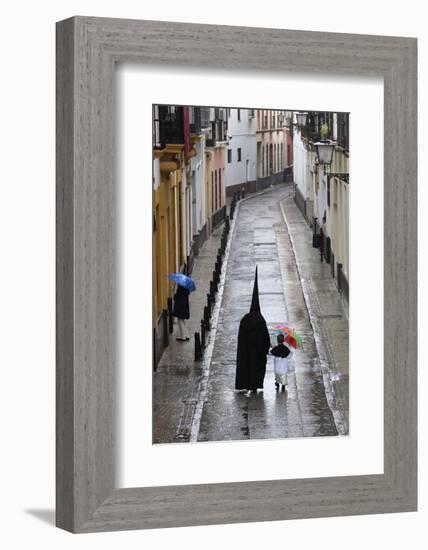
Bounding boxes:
168 273 196 292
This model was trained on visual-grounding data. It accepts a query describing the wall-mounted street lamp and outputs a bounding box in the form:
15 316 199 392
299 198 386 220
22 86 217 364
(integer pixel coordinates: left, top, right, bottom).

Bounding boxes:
314 139 349 183
314 139 335 167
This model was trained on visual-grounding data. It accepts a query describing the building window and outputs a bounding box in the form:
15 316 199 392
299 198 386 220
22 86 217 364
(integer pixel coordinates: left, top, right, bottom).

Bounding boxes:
237 108 241 121
227 149 232 163
237 148 242 162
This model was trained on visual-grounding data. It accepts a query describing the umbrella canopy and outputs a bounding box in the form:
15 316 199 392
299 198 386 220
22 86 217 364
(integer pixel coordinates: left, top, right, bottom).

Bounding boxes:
272 324 302 349
168 273 196 292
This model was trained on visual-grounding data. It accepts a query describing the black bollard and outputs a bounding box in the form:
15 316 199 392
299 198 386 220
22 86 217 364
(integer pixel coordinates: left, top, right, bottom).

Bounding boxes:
167 297 174 334
204 307 211 331
194 332 202 361
201 320 206 347
209 280 215 298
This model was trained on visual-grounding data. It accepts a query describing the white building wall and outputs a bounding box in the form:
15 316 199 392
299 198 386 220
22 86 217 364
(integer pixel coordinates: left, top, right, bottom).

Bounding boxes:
293 131 310 199
224 109 257 188
315 171 329 226
190 136 206 234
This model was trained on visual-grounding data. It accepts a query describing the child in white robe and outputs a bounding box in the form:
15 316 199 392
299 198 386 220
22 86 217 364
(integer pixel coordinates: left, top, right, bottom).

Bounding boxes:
270 333 291 391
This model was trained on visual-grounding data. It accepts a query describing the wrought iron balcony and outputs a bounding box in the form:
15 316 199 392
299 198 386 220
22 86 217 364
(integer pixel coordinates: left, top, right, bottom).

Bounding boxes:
200 107 211 130
153 105 185 148
336 112 349 152
205 120 226 147
190 107 202 134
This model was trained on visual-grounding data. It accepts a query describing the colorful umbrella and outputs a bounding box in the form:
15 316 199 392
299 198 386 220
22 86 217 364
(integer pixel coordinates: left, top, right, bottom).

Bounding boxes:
272 324 302 349
168 273 196 292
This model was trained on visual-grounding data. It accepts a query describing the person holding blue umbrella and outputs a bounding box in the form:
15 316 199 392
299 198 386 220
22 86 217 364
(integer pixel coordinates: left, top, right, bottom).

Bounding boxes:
168 273 196 342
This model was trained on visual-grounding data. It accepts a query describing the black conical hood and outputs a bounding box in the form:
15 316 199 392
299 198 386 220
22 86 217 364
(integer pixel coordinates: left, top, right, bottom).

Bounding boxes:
250 267 261 313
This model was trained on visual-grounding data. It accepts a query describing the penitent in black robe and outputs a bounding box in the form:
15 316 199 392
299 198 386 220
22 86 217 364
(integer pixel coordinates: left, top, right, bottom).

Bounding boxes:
235 267 271 391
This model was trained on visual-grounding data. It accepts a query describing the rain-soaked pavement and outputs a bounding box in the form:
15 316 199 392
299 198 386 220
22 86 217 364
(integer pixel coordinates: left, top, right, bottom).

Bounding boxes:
153 183 349 444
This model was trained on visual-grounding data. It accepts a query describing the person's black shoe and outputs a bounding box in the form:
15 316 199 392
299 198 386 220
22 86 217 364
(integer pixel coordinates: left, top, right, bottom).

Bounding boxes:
185 337 190 341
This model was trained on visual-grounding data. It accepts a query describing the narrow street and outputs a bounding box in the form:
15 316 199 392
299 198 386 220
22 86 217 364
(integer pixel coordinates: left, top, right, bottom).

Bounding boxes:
153 183 348 443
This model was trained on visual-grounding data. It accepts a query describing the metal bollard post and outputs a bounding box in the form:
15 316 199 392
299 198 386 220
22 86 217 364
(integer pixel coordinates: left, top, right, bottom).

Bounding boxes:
167 297 174 334
204 307 211 331
194 332 202 361
201 320 206 348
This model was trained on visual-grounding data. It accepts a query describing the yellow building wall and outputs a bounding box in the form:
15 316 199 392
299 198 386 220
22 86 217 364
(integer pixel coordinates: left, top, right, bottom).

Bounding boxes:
153 147 188 325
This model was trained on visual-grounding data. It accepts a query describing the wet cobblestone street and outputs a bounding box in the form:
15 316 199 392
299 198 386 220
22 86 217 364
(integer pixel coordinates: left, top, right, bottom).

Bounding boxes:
153 183 349 444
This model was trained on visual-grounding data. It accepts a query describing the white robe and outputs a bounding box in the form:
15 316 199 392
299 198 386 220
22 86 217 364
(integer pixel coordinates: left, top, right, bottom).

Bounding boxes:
273 355 289 385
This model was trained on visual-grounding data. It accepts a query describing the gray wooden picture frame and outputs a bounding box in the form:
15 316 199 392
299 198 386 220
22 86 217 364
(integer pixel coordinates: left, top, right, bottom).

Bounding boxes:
56 16 417 533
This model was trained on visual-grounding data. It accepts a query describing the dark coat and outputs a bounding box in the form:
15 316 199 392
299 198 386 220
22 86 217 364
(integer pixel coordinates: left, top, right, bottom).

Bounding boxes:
172 285 190 320
270 343 291 358
235 312 271 390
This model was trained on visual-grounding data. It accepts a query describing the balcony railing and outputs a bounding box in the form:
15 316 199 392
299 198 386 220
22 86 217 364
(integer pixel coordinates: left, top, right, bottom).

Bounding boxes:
336 112 349 152
301 111 334 143
189 107 202 134
154 106 185 147
206 120 226 147
200 107 211 129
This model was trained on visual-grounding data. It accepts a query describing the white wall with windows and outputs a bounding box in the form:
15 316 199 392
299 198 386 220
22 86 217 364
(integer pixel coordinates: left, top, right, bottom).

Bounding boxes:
224 108 257 189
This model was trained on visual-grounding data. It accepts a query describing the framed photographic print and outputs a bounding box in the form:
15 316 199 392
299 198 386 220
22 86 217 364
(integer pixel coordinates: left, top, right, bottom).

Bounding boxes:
56 16 417 532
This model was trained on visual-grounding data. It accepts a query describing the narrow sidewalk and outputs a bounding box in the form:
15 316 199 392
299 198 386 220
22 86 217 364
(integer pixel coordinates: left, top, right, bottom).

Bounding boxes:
152 225 222 444
280 192 349 433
